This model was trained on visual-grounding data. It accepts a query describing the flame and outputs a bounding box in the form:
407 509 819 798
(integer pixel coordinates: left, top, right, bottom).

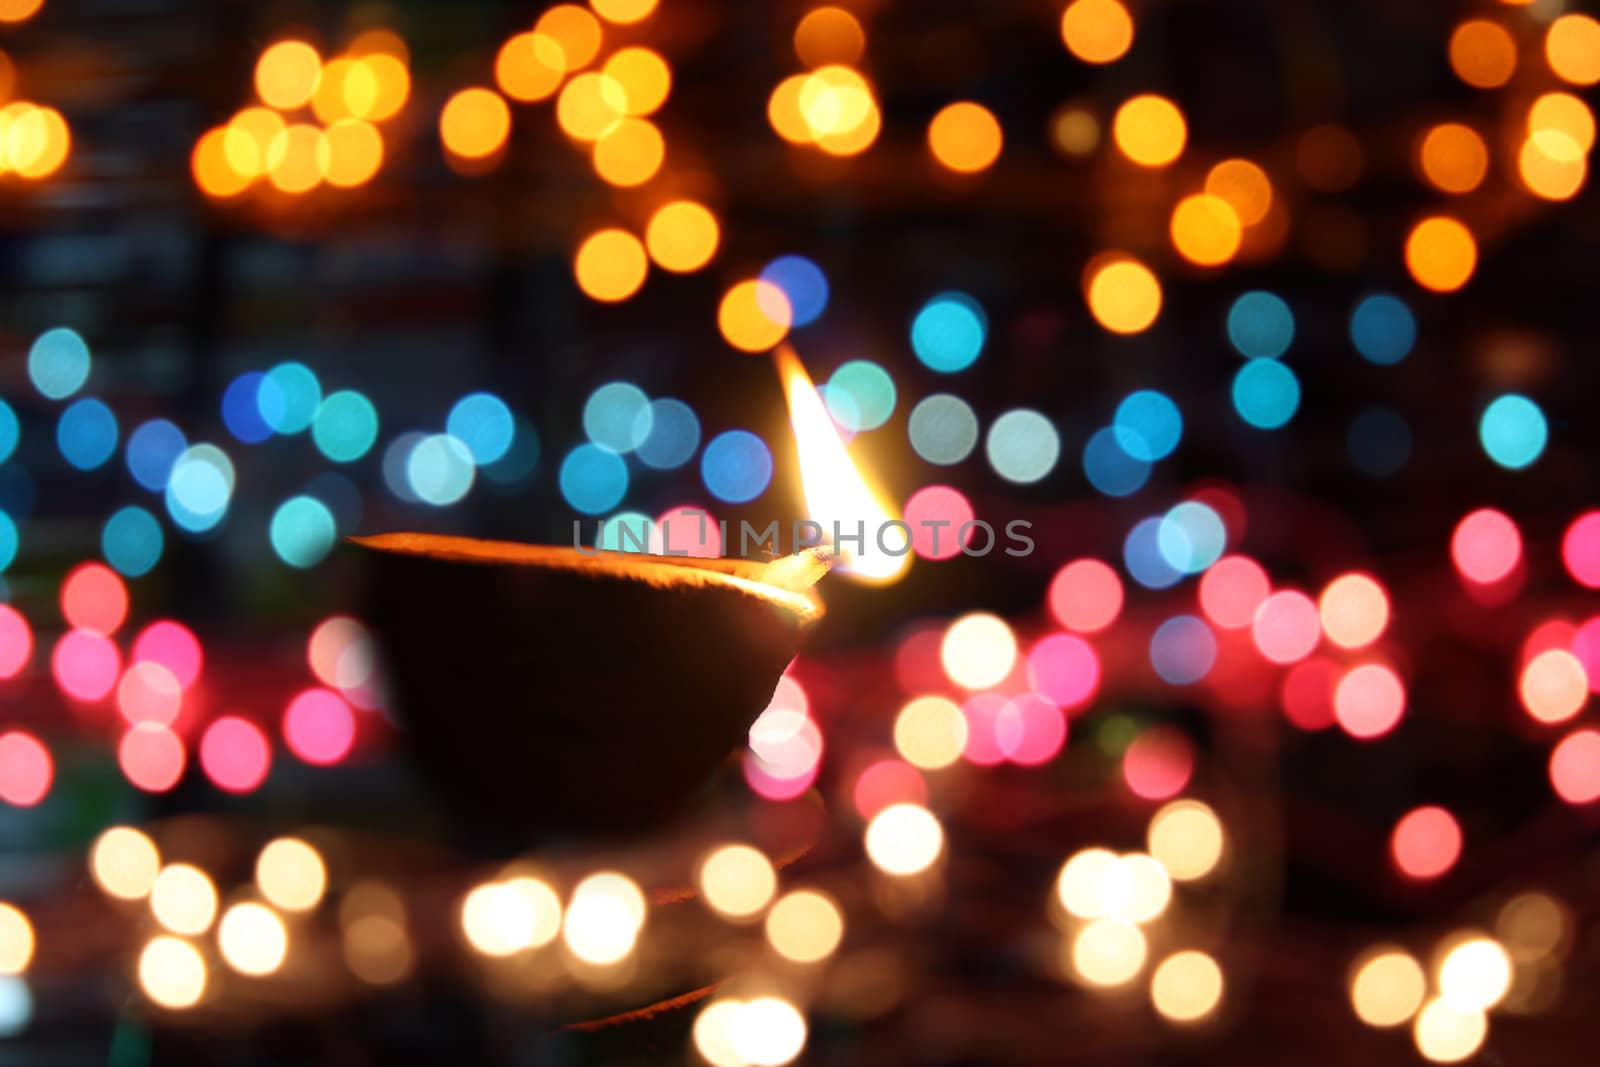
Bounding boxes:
775 344 910 583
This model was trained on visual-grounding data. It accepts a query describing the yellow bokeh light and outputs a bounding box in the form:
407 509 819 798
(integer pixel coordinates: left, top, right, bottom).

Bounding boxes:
193 128 252 198
8 105 68 179
353 53 409 121
603 47 672 116
718 279 791 352
496 33 564 104
1413 998 1488 1063
1318 572 1389 650
694 998 748 1067
266 123 330 194
91 826 162 901
0 0 43 24
138 935 207 1010
1350 947 1426 1027
769 74 814 145
1546 14 1600 86
1070 918 1147 987
645 200 720 272
440 87 511 160
151 864 218 936
1204 159 1272 226
1060 0 1134 65
864 802 943 876
1448 19 1516 89
1529 92 1596 154
940 612 1017 690
1404 216 1476 292
1056 849 1170 922
557 72 627 141
256 837 327 913
894 695 968 770
256 40 323 110
1519 134 1586 201
1050 106 1100 156
460 878 556 957
766 889 844 964
224 107 286 178
795 6 866 68
697 997 808 1067
217 902 288 976
1086 256 1162 334
344 913 412 985
1147 799 1225 882
574 228 649 302
563 871 646 965
1436 936 1512 1012
800 65 874 138
1520 648 1588 724
1057 848 1119 918
312 57 369 123
1418 123 1487 194
324 119 384 188
1112 94 1185 167
591 0 658 26
536 4 604 72
1151 950 1224 1023
592 117 665 187
815 99 880 156
1496 892 1568 962
0 903 32 975
928 101 1003 174
1169 194 1242 267
698 844 777 920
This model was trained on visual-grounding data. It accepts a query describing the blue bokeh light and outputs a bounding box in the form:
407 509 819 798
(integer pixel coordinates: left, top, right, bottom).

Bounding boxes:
57 398 119 470
1232 359 1300 429
126 419 188 492
1479 394 1547 470
584 382 652 454
986 409 1060 484
1349 293 1417 365
382 432 427 503
165 444 235 533
481 417 541 485
407 434 476 506
447 392 514 465
701 430 773 504
222 372 274 444
759 255 829 327
1150 615 1218 685
911 292 986 373
1226 291 1294 359
102 506 164 577
270 496 337 568
257 362 322 435
0 511 16 572
826 360 896 432
28 327 90 400
0 400 17 465
1158 501 1227 574
1083 427 1151 497
560 443 629 514
907 394 978 466
312 390 380 463
635 398 700 470
1113 390 1183 461
598 511 654 552
1124 516 1184 590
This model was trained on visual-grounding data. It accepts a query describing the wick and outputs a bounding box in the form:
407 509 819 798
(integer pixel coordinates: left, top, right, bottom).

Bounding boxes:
759 545 837 593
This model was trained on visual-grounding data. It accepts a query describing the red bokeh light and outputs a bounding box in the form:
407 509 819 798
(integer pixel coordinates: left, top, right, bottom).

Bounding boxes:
1280 656 1340 731
1451 508 1521 585
199 716 272 794
1390 805 1462 880
0 605 32 679
118 722 186 792
1562 511 1600 589
654 504 722 557
1122 727 1194 800
1005 693 1067 766
1048 559 1123 634
282 688 357 766
60 562 129 636
116 661 182 726
903 485 976 561
52 629 122 703
1549 728 1600 805
852 758 927 818
1026 632 1100 710
1198 555 1270 630
1572 616 1600 694
1334 662 1406 739
0 730 53 806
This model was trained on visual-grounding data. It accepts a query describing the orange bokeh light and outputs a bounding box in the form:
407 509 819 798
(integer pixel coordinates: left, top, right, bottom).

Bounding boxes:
256 40 323 110
794 6 865 68
718 280 791 353
927 101 1003 174
1085 256 1162 334
1418 123 1487 194
1112 94 1185 166
1060 0 1134 65
1169 194 1242 267
1448 19 1517 89
1404 216 1477 292
440 87 511 160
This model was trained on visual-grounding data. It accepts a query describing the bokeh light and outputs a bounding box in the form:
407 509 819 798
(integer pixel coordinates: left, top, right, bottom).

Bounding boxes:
766 889 843 964
1231 359 1300 429
701 430 773 503
1318 572 1389 650
697 844 777 920
439 87 511 160
218 902 287 976
560 443 629 514
1150 951 1223 1023
1452 509 1521 584
151 864 217 935
1112 94 1185 166
90 826 161 901
1390 806 1462 880
941 613 1017 689
927 102 1002 174
283 688 356 766
1350 948 1426 1027
28 327 90 400
270 496 337 568
1479 394 1547 470
1147 799 1224 881
1405 217 1477 292
0 732 50 807
1334 663 1406 739
911 292 986 372
1349 293 1416 365
1226 291 1294 359
719 279 791 352
1086 257 1161 334
865 802 943 876
563 871 646 965
138 936 207 1010
1060 0 1134 64
986 409 1060 483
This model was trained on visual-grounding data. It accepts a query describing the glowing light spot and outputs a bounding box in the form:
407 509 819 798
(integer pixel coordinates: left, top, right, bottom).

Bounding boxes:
1413 998 1487 1063
1157 502 1225 575
927 101 1002 174
645 201 719 273
560 443 628 514
116 661 181 726
719 279 791 352
1070 918 1146 986
584 382 652 454
1147 799 1224 881
1205 159 1272 225
151 864 217 935
635 398 700 469
603 47 671 116
270 496 337 569
825 360 895 432
1124 515 1183 590
258 363 321 435
1449 19 1516 88
574 227 648 303
496 33 564 103
1086 257 1162 334
0 0 42 23
1151 951 1223 1022
536 4 603 71
1452 508 1520 584
218 903 287 977
986 409 1060 484
865 803 943 876
1319 572 1389 650
1112 94 1185 167
255 837 326 914
1060 0 1134 64
1150 615 1217 686
1549 728 1600 804
1479 394 1546 469
28 327 90 400
794 6 864 67
1405 217 1477 292
1497 892 1568 962
941 613 1016 690
138 936 206 1009
1334 662 1406 739
0 608 27 680
1351 949 1426 1027
766 889 843 963
557 72 627 141
1227 291 1293 359
1170 194 1241 267
407 434 476 506
1437 937 1511 1012
56 398 118 470
0 732 50 807
1547 14 1600 86
310 390 379 463
1231 359 1299 429
283 688 355 766
1049 559 1123 633
894 695 968 770
698 844 777 920
1419 123 1487 194
1562 512 1600 588
701 430 773 503
439 87 510 160
593 116 664 186
906 394 979 465
563 871 646 965
1198 555 1269 630
461 880 544 956
90 826 160 900
265 124 329 193
1528 93 1595 154
125 420 186 494
1123 728 1193 800
1027 632 1100 711
592 0 659 26
1252 590 1321 664
1113 389 1182 461
199 716 271 794
910 292 985 372
1350 293 1416 365
1391 806 1462 880
903 486 975 560
131 620 202 690
256 40 321 109
119 724 184 792
1520 649 1588 724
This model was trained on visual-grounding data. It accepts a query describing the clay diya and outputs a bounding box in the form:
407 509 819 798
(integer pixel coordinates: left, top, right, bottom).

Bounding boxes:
349 533 830 848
